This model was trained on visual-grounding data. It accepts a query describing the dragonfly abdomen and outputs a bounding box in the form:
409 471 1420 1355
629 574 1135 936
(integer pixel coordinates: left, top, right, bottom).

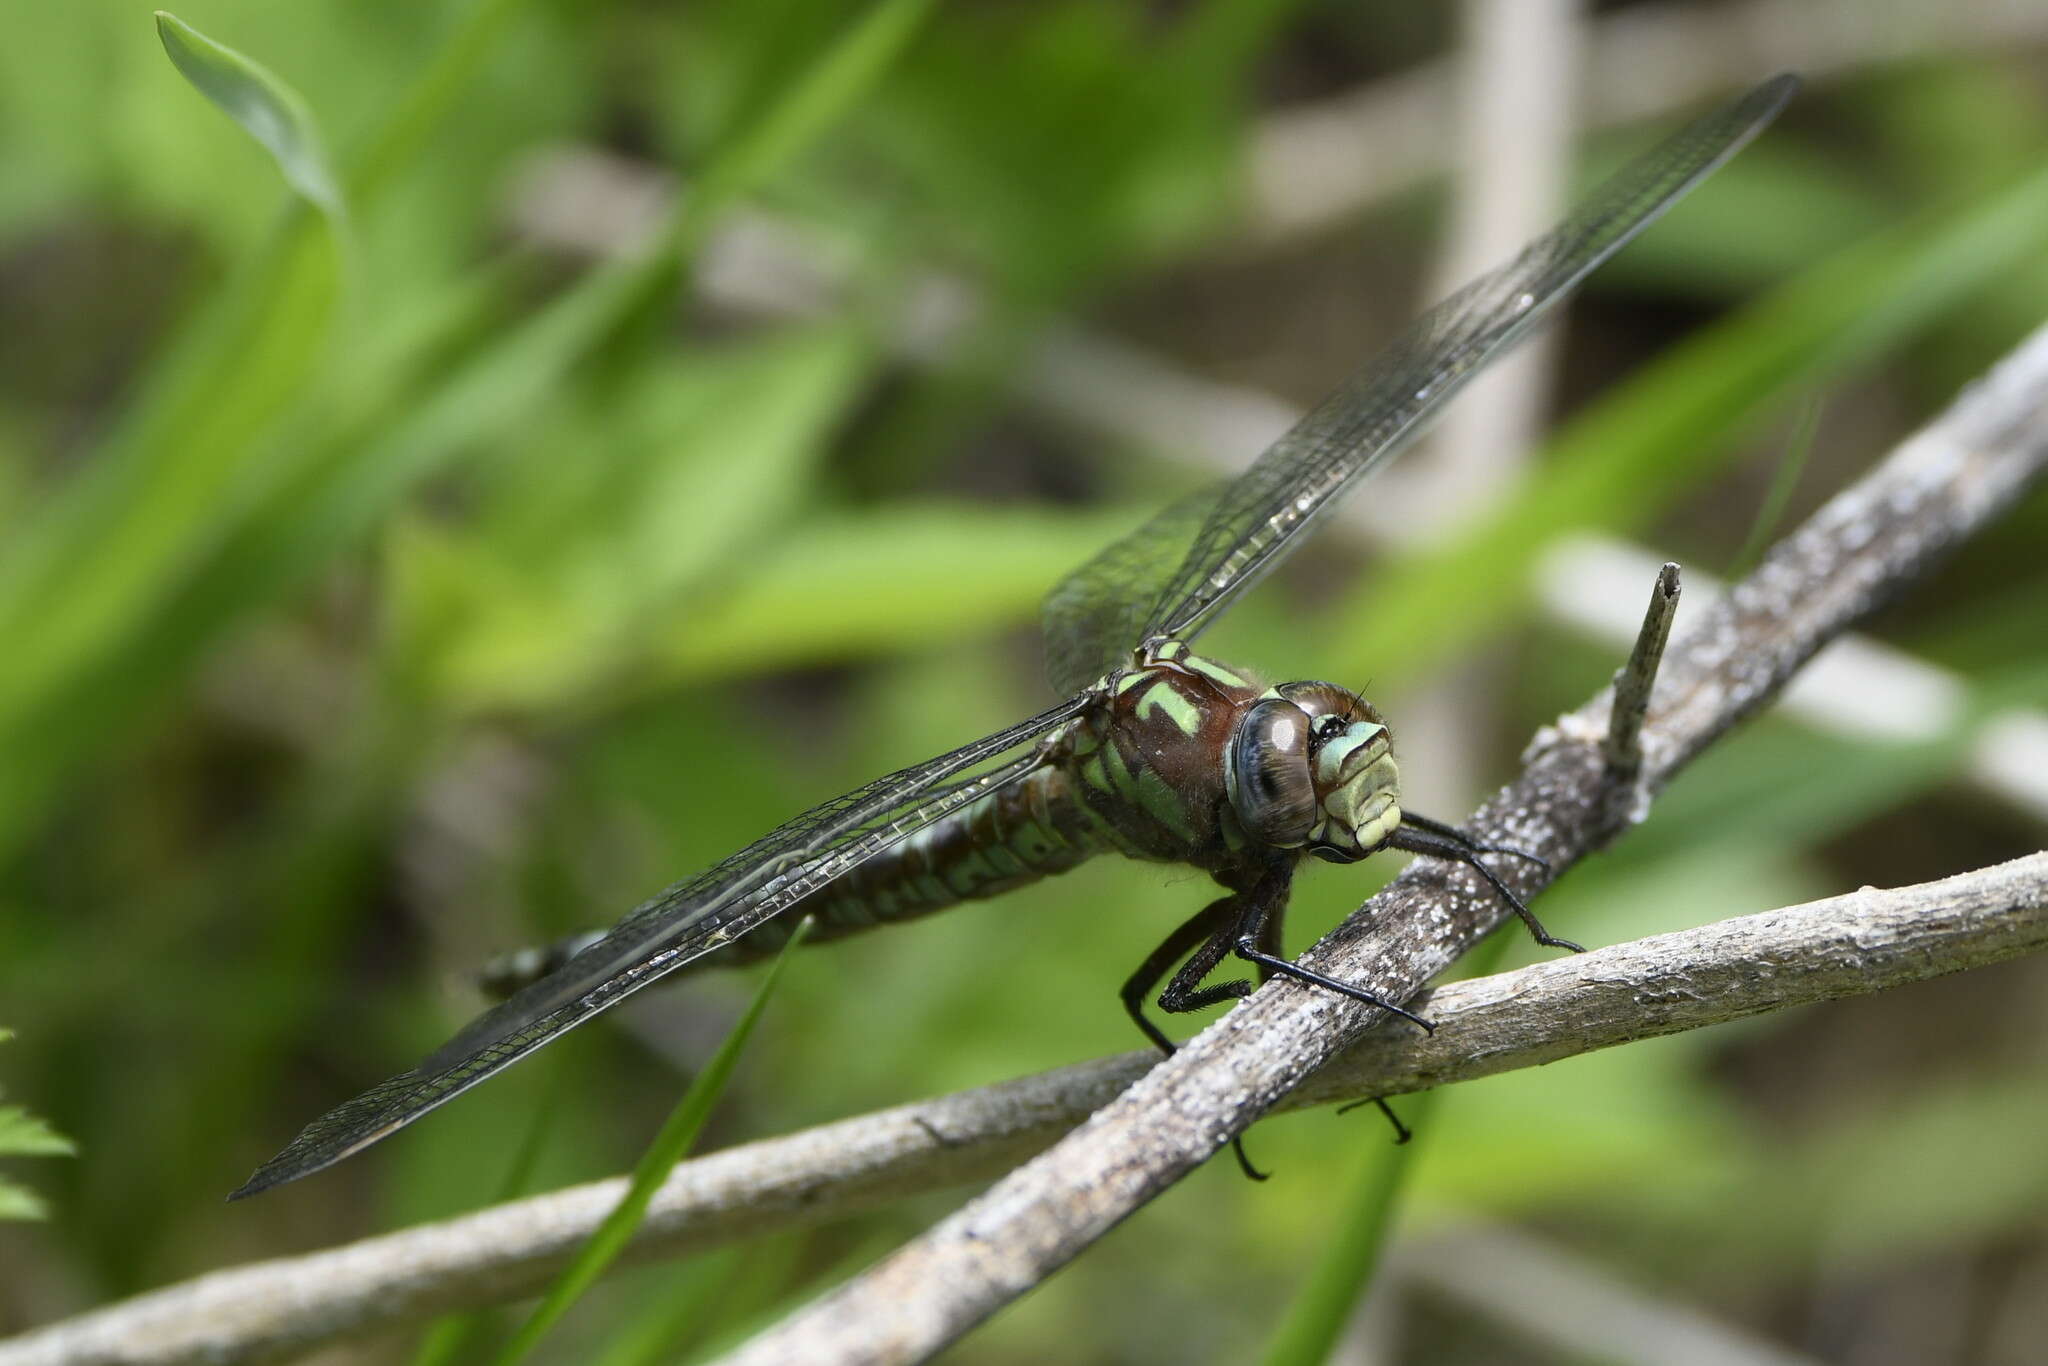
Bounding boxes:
482 762 1111 997
662 762 1106 973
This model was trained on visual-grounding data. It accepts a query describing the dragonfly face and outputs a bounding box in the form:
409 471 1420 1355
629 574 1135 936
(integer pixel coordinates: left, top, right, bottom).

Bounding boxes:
231 75 1798 1200
1226 682 1400 863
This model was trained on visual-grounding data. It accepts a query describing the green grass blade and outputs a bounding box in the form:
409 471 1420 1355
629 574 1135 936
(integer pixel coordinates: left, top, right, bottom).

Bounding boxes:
154 11 345 222
490 918 817 1365
676 0 937 250
1327 157 2048 687
1257 1092 1435 1366
596 0 935 359
348 0 531 207
0 221 337 720
1258 935 1512 1366
408 1309 485 1366
0 12 359 853
1725 396 1820 582
0 0 531 850
408 1058 570 1366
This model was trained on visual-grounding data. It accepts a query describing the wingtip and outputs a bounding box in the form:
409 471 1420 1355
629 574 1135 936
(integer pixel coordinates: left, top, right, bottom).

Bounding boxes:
227 1124 370 1202
227 1160 294 1202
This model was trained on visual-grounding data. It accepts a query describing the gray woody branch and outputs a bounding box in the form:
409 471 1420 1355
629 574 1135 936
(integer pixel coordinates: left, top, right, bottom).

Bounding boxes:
6 329 2048 1366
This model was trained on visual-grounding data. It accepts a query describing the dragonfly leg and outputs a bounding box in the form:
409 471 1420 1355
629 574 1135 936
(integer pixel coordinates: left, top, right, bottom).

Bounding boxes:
1247 902 1415 1145
1397 810 1550 874
1336 1095 1413 1144
1120 896 1238 1057
1214 858 1434 1031
1156 903 1257 1016
1386 820 1583 953
1128 878 1272 1183
1232 938 1436 1033
1249 897 1287 986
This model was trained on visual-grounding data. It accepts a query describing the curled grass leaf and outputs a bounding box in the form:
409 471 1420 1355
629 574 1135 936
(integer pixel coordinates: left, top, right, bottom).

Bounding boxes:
154 11 346 222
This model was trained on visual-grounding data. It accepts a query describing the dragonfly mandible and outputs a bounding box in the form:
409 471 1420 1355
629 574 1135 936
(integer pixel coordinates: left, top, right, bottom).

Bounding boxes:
234 74 1797 1199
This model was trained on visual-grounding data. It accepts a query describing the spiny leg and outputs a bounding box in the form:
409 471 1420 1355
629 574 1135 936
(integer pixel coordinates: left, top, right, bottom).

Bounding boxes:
1154 896 1257 1017
1221 863 1437 1034
1250 898 1285 984
1387 817 1583 953
1335 1095 1412 1144
1120 896 1237 1057
1397 811 1550 874
1122 892 1267 1181
1139 863 1436 1172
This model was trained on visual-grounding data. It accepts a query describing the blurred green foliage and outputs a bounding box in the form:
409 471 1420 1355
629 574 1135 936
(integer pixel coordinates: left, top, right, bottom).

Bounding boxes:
1 2 2045 1362
0 1031 75 1221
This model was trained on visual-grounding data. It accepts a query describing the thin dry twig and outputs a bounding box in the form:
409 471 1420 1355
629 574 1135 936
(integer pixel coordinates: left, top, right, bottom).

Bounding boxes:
13 320 2044 1366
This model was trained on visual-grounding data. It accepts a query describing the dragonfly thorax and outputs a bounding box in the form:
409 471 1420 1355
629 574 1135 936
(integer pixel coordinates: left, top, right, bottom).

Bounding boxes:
1226 681 1400 862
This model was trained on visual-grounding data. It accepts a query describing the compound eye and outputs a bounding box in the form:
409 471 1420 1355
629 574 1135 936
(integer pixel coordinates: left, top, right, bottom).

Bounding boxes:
1229 699 1317 847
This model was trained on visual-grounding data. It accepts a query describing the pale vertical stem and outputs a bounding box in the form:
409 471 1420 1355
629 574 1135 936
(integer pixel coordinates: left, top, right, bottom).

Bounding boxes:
1350 6 1585 1351
1424 0 1583 516
1389 0 1583 819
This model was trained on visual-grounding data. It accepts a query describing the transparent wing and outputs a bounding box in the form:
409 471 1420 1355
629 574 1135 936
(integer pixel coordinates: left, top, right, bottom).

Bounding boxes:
1041 485 1227 694
1131 74 1797 647
232 696 1089 1198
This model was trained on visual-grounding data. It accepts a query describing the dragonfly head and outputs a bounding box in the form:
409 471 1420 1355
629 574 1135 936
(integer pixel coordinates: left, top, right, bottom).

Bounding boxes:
1227 681 1400 861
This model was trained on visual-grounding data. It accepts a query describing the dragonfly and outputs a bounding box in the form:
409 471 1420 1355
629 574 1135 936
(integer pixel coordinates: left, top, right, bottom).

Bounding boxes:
234 74 1797 1200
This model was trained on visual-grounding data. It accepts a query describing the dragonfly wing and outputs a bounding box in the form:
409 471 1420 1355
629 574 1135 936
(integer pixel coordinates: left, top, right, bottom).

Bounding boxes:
232 696 1090 1199
1138 75 1798 647
1040 485 1227 695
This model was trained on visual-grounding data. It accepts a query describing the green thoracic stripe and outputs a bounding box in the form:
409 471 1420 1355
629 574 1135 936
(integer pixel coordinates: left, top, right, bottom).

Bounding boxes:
1137 764 1198 843
1137 680 1203 736
1100 731 1135 796
1182 655 1250 690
